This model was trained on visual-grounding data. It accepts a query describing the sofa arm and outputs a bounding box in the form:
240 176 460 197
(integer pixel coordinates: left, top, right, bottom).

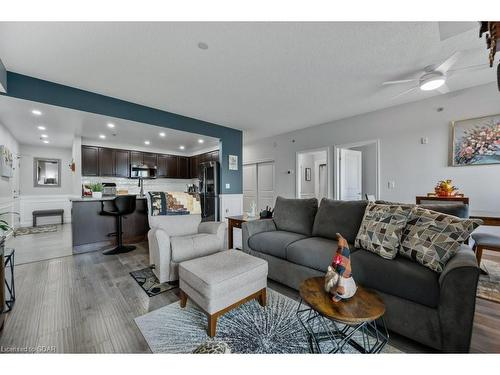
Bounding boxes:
438 245 480 352
198 221 226 249
147 228 173 283
242 219 276 252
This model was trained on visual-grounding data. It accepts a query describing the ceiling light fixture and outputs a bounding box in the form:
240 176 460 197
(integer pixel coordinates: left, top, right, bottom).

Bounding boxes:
144 140 151 145
32 109 42 116
40 134 49 138
419 72 446 91
43 140 49 144
99 134 106 139
37 125 46 130
159 132 166 137
198 139 204 144
198 42 208 50
107 123 115 128
179 145 185 150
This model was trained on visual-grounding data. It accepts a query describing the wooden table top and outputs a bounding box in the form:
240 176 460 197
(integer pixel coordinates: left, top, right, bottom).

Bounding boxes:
299 277 386 324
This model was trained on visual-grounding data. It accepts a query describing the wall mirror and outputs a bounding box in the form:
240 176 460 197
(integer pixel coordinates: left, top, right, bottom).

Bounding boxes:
34 158 61 187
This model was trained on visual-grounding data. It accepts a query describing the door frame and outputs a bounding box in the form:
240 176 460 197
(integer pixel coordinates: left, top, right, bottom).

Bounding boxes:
295 147 332 200
333 139 380 200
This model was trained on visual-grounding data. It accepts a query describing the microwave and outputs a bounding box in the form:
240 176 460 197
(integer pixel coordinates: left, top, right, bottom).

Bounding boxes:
130 164 157 179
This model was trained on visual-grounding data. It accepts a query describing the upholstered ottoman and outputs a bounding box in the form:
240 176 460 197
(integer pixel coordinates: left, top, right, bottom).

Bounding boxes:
179 250 268 337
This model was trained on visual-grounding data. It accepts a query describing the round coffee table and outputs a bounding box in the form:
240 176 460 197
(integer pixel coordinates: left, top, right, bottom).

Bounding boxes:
296 277 389 354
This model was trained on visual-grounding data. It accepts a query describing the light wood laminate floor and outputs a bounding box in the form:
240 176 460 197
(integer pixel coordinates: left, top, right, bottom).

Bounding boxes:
0 233 499 353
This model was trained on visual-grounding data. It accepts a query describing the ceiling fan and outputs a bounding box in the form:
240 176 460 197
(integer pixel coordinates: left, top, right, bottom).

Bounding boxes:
383 51 489 99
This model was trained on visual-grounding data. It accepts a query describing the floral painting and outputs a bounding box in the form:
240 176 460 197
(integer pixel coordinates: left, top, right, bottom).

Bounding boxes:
452 114 500 166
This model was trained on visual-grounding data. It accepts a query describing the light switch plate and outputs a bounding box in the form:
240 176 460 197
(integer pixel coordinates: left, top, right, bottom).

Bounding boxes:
225 183 230 189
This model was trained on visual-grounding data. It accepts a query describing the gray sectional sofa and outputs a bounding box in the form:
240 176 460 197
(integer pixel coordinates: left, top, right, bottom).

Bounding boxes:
242 197 480 353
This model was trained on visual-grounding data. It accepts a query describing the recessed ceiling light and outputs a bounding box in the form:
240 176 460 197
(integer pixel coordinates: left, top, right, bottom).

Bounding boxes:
179 145 185 150
40 134 49 138
107 123 115 128
144 140 151 145
37 125 46 130
198 42 208 50
43 140 49 144
32 109 42 116
159 132 166 137
198 139 205 144
99 134 106 139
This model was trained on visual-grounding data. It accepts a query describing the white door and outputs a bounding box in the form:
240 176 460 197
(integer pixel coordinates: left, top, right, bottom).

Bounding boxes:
257 162 275 211
243 164 257 213
340 149 362 201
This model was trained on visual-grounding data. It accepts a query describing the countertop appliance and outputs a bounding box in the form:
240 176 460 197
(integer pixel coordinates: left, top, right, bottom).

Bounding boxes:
102 182 117 196
130 164 157 179
199 161 219 222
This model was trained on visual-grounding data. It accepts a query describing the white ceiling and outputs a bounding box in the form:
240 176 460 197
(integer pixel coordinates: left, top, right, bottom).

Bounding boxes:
0 96 219 155
0 22 496 142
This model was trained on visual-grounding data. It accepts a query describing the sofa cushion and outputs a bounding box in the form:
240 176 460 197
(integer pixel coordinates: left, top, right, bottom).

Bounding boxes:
400 207 482 273
286 237 338 272
419 203 469 219
312 199 368 243
355 203 412 259
171 233 222 263
351 249 440 308
273 196 318 236
248 230 306 259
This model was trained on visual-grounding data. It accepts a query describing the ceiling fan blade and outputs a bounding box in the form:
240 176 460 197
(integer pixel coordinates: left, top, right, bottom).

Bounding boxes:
391 86 419 100
448 63 489 74
437 84 450 94
382 79 419 86
435 51 461 73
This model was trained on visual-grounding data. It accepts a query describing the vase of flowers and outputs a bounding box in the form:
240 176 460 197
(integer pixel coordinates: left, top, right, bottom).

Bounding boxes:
91 183 104 199
434 179 459 197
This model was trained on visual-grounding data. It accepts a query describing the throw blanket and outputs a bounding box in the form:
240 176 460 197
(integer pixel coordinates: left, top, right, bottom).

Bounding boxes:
149 192 201 216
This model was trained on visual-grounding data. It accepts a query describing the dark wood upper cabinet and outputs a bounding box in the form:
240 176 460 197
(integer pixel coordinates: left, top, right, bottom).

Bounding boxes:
157 154 168 177
115 150 130 177
142 153 157 167
98 148 115 176
130 151 143 166
165 155 178 178
178 156 189 179
82 146 99 176
210 150 219 162
190 155 199 179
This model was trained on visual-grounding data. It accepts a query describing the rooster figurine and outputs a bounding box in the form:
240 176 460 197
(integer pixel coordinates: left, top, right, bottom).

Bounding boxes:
324 233 357 302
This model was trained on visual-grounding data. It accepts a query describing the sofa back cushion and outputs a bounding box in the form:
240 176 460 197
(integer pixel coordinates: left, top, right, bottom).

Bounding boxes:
312 199 368 244
400 207 482 273
273 196 318 236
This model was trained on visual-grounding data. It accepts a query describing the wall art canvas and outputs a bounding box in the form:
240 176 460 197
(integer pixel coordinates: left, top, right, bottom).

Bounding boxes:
229 155 238 170
0 145 14 178
452 114 500 166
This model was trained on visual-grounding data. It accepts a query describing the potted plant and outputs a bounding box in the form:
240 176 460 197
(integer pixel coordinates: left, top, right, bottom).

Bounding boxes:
90 183 104 199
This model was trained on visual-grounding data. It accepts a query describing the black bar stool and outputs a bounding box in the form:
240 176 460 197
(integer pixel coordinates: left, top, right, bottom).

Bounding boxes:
101 195 137 255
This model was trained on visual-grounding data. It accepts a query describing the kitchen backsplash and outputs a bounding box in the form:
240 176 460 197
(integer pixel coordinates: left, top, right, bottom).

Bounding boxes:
81 177 198 195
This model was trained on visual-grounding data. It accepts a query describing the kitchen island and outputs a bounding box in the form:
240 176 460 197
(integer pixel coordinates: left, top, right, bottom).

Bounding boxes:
70 196 149 253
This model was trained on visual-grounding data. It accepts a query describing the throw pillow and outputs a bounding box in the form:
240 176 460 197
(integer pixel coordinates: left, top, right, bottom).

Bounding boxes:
354 203 412 259
400 207 482 273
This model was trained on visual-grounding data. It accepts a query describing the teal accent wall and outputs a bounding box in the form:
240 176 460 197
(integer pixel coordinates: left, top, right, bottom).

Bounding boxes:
3 72 242 194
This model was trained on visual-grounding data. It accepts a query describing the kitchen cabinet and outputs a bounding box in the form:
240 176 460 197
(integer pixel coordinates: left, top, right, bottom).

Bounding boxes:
115 149 130 177
82 146 99 176
178 156 189 179
165 155 178 178
190 155 199 179
157 154 168 177
130 151 143 166
98 148 115 176
143 153 158 167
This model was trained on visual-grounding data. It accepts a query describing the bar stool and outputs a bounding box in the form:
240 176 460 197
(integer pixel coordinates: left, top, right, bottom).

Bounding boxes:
471 230 500 272
101 195 137 255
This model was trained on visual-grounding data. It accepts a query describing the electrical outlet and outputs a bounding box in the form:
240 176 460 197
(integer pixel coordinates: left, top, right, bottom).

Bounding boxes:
388 181 396 189
421 137 429 144
225 183 230 189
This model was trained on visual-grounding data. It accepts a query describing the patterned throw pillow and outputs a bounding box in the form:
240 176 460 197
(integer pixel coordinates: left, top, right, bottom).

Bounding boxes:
355 203 412 259
400 207 482 273
148 192 201 216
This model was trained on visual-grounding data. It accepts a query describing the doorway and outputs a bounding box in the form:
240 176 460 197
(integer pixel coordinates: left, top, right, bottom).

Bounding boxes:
296 148 330 201
334 140 380 201
243 161 275 214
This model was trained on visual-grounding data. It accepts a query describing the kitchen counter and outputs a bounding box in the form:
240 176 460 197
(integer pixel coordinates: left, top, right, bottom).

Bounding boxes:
70 195 147 202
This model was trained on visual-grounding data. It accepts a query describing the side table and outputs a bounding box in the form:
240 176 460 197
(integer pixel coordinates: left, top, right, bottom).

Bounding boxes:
227 215 259 249
296 277 388 354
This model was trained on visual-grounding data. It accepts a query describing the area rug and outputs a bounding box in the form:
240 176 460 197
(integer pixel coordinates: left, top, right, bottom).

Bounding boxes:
134 289 400 354
477 259 500 303
130 267 178 297
14 224 58 236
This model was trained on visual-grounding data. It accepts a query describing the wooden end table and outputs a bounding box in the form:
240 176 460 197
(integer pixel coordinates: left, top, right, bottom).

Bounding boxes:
227 215 259 249
296 277 388 354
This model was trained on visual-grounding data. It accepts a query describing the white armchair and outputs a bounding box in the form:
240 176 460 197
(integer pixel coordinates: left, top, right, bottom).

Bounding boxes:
147 212 226 283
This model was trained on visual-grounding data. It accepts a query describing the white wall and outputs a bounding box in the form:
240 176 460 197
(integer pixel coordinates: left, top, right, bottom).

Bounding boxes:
0 121 20 231
243 82 500 212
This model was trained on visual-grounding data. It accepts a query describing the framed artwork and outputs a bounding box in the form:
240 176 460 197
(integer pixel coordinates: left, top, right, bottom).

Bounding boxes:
0 145 13 178
305 167 312 181
228 155 238 170
451 114 500 166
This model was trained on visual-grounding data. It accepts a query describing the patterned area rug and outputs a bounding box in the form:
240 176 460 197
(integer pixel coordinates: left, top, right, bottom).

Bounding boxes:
134 289 400 354
14 224 58 236
478 260 500 303
130 267 178 297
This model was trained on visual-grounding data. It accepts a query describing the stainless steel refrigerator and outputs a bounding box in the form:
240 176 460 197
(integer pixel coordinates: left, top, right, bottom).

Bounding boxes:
198 161 219 221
